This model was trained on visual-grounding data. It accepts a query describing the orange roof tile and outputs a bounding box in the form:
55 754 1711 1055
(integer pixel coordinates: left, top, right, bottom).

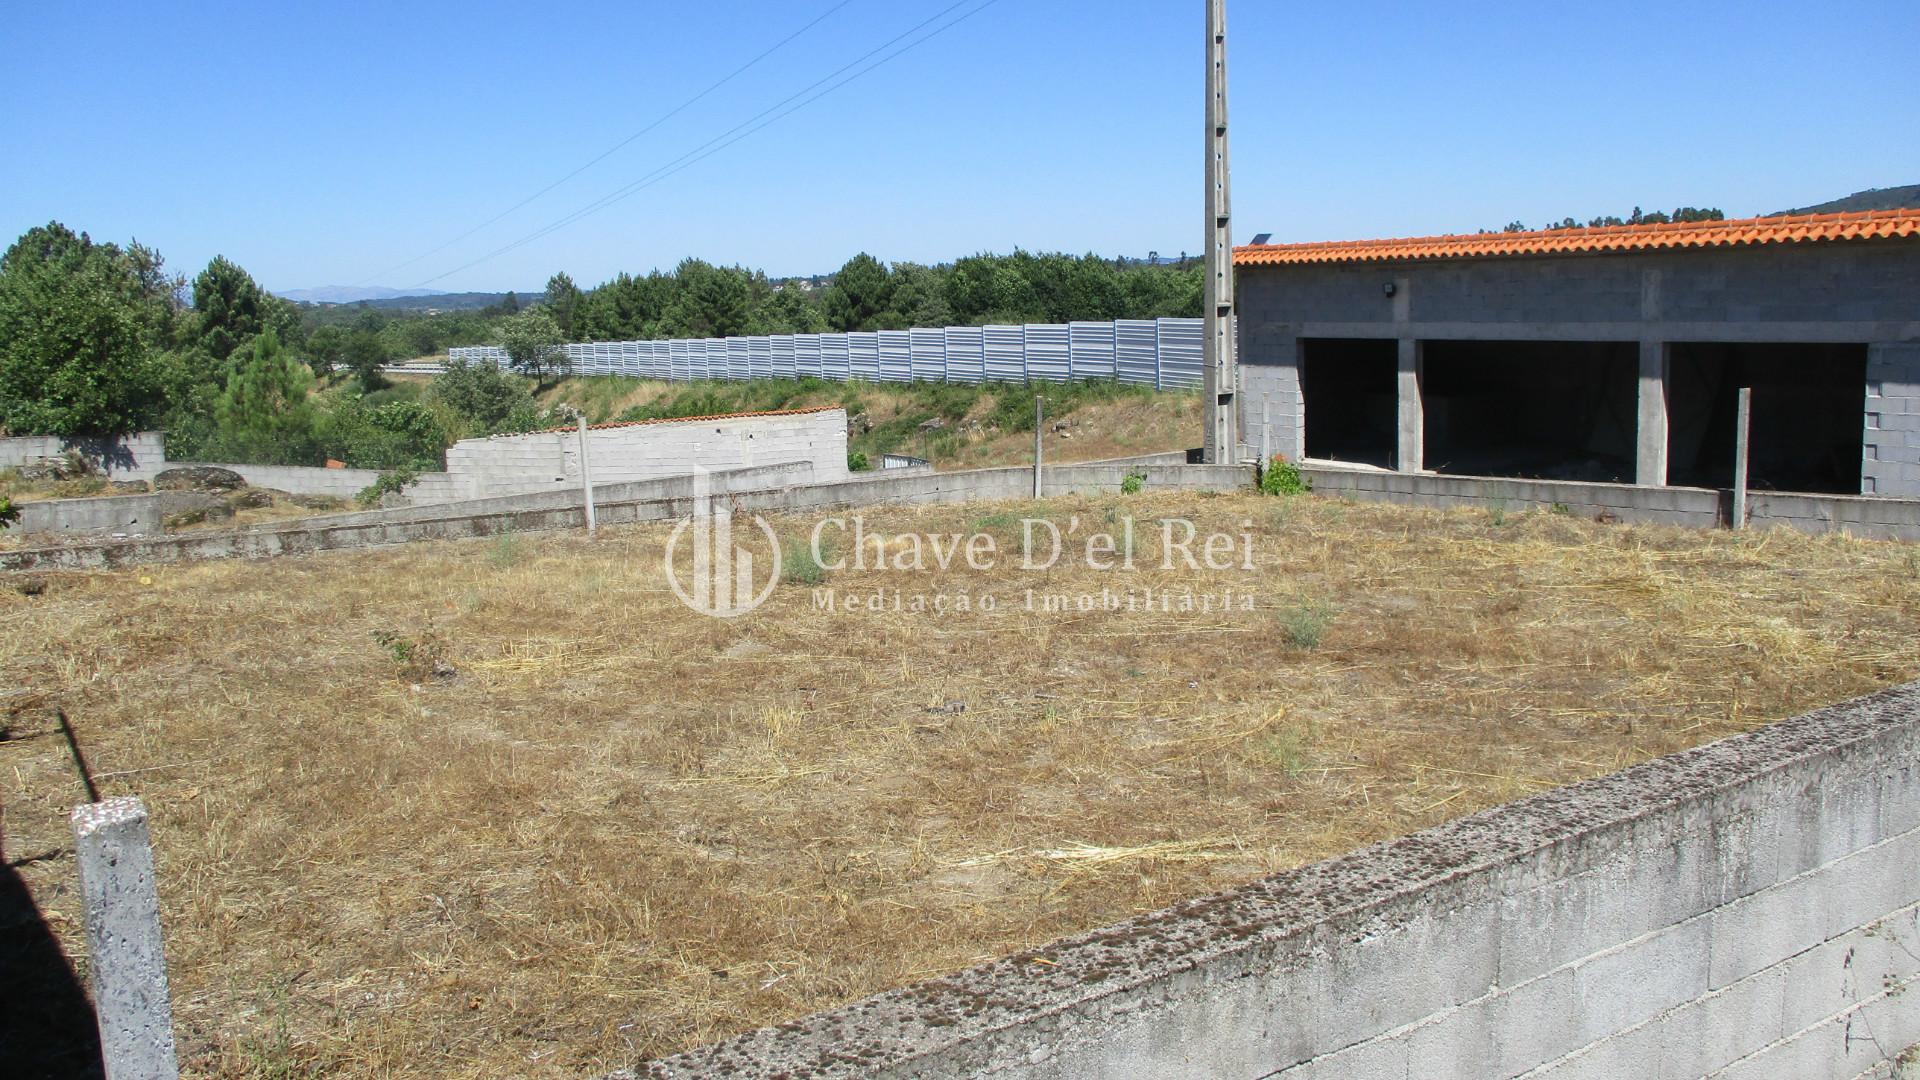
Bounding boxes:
536 404 842 435
1233 209 1920 267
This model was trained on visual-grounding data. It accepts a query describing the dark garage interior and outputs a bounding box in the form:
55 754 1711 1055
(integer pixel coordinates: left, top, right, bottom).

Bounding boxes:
1666 342 1866 494
1421 340 1638 482
1300 338 1397 468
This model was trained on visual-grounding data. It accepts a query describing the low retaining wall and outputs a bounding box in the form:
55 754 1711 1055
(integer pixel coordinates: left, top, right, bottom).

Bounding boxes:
168 409 851 505
8 462 1918 572
625 682 1920 1079
443 407 851 499
0 431 167 481
13 492 213 539
168 462 466 503
0 464 1252 571
279 461 819 531
1302 467 1920 542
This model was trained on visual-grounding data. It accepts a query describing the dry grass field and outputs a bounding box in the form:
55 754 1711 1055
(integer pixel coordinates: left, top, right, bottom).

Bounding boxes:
3 491 1918 1078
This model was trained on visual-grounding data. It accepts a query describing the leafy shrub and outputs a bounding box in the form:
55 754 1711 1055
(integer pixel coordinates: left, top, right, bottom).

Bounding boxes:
0 495 17 531
1120 468 1147 495
355 468 418 507
321 397 446 472
487 527 521 568
1260 730 1312 778
429 358 537 437
1259 455 1309 496
370 627 451 682
847 450 870 472
781 538 827 585
1277 600 1331 650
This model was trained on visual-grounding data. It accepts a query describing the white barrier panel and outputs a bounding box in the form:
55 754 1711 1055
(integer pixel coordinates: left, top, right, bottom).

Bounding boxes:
446 318 1215 389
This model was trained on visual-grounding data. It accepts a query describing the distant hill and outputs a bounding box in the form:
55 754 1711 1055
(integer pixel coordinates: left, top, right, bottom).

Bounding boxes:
279 288 546 311
1770 185 1920 216
277 285 446 304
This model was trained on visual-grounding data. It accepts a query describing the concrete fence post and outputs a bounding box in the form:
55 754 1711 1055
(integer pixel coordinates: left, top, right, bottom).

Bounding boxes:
72 796 179 1080
1033 396 1044 499
1733 386 1752 530
577 412 596 535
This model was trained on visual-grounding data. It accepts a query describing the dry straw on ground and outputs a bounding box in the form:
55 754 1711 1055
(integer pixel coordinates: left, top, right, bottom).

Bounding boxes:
3 491 1917 1077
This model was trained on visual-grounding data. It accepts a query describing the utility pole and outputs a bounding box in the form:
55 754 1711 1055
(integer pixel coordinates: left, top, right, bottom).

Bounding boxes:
1202 0 1238 464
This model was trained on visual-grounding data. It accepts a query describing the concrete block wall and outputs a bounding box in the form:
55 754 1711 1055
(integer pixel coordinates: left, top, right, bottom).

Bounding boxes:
172 461 393 501
629 682 1920 1080
0 462 1249 571
442 409 850 499
15 492 215 538
0 431 167 480
1240 244 1920 333
1236 334 1304 462
1866 344 1920 496
1300 465 1920 541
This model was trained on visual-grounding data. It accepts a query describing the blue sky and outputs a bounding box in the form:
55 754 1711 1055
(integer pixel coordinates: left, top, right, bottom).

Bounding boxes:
4 0 1916 294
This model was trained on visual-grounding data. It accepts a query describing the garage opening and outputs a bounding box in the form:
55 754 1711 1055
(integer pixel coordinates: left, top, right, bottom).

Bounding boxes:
1421 340 1638 482
1300 338 1397 468
1666 343 1865 494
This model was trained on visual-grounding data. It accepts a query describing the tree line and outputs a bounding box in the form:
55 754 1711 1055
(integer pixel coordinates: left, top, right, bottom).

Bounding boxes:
0 220 1203 473
1492 206 1726 233
543 250 1203 344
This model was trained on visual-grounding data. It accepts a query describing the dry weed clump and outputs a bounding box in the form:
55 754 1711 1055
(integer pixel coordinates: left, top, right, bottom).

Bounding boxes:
1 492 1916 1078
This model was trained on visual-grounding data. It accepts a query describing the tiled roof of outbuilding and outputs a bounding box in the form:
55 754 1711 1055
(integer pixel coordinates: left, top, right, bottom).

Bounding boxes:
1233 209 1920 266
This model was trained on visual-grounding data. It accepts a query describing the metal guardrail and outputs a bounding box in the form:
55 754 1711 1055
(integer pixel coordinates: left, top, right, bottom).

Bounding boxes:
444 318 1211 389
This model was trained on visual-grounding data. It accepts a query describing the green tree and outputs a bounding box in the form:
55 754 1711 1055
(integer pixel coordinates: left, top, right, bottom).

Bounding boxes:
821 253 895 331
189 255 292 368
546 271 583 338
764 283 826 334
206 331 319 464
0 222 173 436
341 330 392 391
664 259 754 338
888 263 952 328
498 308 568 382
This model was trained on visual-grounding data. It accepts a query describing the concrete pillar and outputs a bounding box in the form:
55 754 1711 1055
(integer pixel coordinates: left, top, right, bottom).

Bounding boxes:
1864 343 1920 498
1396 337 1423 473
1636 340 1670 486
72 797 179 1080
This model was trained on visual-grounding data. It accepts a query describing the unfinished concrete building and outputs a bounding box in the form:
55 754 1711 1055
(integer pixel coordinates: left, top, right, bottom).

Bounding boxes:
1235 209 1920 497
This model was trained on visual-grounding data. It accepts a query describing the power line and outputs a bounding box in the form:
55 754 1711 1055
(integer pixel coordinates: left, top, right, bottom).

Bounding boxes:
408 0 1001 290
356 0 859 286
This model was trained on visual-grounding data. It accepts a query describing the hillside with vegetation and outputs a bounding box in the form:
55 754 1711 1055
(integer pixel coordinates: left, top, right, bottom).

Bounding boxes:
1771 184 1920 215
0 221 1205 483
509 374 1201 470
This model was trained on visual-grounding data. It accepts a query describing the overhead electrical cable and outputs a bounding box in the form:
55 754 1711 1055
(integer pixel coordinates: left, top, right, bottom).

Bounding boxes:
407 0 1001 288
355 0 859 286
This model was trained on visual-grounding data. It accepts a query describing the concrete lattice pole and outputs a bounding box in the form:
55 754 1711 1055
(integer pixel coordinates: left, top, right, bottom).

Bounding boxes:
72 796 179 1080
1202 0 1238 463
577 410 596 535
